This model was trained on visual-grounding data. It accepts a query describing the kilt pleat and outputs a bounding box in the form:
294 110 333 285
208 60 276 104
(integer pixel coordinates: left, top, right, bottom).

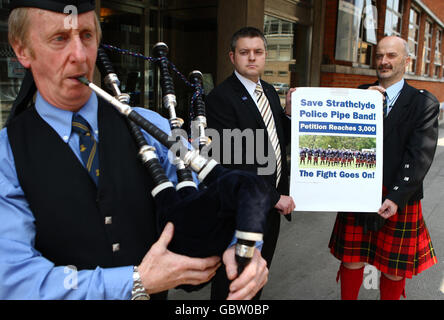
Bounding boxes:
329 201 437 278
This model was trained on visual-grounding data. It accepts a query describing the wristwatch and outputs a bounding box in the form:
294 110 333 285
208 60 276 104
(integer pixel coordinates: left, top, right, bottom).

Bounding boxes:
131 266 150 300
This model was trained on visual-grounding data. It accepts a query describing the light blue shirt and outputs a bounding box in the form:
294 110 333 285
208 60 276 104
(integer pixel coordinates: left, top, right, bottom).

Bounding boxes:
0 92 183 300
384 78 404 115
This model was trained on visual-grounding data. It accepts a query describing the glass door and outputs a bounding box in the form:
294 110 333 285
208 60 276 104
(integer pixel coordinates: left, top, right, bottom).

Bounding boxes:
159 0 217 128
100 1 153 108
0 0 25 127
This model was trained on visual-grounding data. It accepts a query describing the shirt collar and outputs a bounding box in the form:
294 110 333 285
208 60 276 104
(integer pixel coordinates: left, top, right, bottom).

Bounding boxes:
234 70 261 98
384 78 404 101
35 91 99 143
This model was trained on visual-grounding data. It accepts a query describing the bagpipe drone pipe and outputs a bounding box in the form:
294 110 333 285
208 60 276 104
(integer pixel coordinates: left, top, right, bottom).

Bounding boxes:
87 43 273 291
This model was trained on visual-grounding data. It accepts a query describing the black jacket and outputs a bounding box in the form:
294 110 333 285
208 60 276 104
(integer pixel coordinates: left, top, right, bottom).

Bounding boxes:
205 73 291 207
359 81 439 209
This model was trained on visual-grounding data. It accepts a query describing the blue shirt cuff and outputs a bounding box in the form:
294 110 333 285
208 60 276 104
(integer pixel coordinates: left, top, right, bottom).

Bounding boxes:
103 266 133 300
228 235 263 251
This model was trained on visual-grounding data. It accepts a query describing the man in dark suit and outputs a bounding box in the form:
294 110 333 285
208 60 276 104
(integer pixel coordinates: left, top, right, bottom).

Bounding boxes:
205 27 295 299
329 36 439 300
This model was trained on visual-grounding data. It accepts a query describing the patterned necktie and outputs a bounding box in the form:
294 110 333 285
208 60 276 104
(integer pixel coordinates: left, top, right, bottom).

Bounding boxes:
383 91 388 118
72 114 99 185
255 83 282 186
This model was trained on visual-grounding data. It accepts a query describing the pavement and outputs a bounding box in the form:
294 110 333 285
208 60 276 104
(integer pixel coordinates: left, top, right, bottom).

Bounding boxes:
168 118 444 300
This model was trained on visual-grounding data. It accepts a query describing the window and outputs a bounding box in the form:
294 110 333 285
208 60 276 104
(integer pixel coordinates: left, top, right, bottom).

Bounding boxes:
335 0 377 65
265 44 293 61
263 16 294 62
279 45 292 61
384 0 403 36
100 4 146 106
269 20 280 34
263 15 296 94
281 22 293 34
160 0 217 112
357 0 377 66
264 16 294 36
267 45 278 60
434 29 442 78
407 8 420 74
421 20 433 76
1 0 26 127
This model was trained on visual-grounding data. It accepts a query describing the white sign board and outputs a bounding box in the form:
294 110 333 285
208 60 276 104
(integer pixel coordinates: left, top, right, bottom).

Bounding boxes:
290 87 383 212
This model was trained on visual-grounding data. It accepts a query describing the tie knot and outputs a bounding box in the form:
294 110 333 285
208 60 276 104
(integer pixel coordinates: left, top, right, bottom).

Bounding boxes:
255 83 263 94
72 114 92 135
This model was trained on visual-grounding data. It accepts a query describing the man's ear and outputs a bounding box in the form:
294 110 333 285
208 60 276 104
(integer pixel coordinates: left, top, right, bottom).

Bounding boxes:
229 51 235 65
11 41 32 69
404 55 411 70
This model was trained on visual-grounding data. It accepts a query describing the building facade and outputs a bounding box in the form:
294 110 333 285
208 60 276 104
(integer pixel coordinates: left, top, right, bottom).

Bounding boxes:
321 0 444 103
0 0 442 127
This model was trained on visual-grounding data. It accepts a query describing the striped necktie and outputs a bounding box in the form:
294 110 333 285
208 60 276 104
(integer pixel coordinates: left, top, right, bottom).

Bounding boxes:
72 114 100 185
255 83 282 186
383 91 388 118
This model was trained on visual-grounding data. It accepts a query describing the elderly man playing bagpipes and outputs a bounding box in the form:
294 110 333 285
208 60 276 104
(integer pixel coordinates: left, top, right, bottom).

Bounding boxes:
0 0 271 300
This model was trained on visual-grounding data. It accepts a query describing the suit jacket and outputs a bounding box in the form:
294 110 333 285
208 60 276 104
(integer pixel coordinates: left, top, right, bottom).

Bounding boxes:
205 73 291 208
359 81 439 209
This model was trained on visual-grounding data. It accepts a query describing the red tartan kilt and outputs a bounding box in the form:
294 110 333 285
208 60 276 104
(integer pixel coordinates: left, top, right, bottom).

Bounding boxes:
329 200 437 278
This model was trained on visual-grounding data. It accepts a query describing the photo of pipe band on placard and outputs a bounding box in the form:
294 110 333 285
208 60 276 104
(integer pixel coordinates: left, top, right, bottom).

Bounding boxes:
290 87 383 212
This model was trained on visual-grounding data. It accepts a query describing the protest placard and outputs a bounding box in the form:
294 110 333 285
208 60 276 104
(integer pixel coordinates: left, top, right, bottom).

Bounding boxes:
290 87 383 212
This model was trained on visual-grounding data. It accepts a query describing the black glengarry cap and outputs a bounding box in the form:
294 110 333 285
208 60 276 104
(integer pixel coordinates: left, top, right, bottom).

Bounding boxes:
9 0 96 13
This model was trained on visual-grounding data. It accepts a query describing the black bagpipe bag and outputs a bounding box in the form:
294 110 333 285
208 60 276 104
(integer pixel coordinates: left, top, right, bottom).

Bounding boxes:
153 164 273 291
